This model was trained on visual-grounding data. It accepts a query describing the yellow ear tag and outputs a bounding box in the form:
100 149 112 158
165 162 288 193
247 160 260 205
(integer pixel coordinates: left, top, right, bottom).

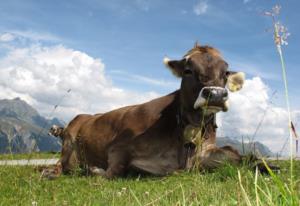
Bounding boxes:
227 72 245 92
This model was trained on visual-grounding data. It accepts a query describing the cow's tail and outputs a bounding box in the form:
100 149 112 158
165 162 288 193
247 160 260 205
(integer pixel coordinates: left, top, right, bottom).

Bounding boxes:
48 125 64 139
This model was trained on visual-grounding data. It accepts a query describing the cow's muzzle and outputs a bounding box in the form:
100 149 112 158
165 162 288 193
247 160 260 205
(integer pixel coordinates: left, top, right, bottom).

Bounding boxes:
194 86 229 113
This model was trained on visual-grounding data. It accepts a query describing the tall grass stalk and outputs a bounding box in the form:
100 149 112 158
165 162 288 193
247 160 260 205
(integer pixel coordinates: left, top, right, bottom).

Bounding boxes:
237 5 299 205
264 4 294 193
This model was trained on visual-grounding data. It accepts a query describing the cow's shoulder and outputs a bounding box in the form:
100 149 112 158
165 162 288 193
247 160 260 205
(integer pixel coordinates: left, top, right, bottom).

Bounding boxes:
122 91 178 135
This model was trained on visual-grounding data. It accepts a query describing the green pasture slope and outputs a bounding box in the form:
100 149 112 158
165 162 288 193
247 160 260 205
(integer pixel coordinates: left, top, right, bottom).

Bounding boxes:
0 152 60 160
0 160 299 205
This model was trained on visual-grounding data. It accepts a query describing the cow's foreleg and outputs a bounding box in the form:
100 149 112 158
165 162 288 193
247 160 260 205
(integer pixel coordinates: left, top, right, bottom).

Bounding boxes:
61 148 78 174
198 146 280 174
197 145 242 171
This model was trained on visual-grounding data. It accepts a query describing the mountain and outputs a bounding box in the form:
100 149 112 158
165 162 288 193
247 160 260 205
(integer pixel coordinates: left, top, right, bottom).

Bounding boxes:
216 136 274 157
0 98 64 154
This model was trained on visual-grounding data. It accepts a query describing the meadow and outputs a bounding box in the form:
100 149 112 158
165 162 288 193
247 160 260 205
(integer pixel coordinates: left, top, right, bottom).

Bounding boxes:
0 156 299 206
0 152 60 161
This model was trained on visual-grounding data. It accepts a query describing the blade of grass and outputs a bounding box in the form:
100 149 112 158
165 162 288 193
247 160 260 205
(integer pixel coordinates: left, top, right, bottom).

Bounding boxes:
129 188 142 206
180 183 186 206
261 159 288 202
144 185 181 206
238 170 252 206
256 185 275 206
254 167 261 206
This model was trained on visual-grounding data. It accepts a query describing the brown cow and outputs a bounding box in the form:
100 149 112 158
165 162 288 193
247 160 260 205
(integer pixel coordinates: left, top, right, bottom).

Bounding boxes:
44 44 250 179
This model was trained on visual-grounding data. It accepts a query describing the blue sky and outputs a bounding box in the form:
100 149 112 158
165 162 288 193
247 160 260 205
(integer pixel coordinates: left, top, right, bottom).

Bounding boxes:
1 0 299 99
0 0 299 152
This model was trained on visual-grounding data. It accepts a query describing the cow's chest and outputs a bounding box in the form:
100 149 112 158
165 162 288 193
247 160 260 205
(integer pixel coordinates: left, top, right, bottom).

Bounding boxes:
183 124 215 152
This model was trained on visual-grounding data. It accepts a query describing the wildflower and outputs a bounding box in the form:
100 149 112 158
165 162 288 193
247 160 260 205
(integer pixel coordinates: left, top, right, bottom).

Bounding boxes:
32 201 37 206
122 187 127 192
145 191 150 196
117 191 122 197
263 4 290 46
274 22 290 46
272 5 281 15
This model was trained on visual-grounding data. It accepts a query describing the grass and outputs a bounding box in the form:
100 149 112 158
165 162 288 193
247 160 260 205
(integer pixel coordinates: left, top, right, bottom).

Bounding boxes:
0 161 299 205
0 152 60 160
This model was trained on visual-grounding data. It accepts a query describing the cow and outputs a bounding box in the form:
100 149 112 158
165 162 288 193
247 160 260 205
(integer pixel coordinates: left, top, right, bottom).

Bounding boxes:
43 43 268 179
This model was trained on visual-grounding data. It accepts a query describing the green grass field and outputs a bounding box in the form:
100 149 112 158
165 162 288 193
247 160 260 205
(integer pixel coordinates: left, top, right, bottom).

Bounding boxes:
0 160 299 206
0 152 60 160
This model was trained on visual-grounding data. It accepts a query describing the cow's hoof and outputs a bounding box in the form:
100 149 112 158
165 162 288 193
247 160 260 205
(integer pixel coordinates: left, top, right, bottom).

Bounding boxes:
89 166 106 177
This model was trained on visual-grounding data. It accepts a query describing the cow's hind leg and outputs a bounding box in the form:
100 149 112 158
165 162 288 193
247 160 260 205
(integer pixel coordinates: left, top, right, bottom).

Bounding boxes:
90 147 129 179
60 134 80 174
105 148 130 179
40 162 62 180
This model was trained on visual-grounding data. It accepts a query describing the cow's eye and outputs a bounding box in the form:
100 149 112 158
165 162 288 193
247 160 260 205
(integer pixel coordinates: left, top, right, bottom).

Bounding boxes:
222 71 229 80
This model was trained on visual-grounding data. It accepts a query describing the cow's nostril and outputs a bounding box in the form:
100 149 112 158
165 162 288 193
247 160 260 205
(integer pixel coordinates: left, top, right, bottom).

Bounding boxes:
202 88 210 98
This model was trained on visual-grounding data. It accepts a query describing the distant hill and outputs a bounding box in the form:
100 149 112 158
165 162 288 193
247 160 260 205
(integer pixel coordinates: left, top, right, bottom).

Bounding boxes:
216 137 274 157
0 98 64 154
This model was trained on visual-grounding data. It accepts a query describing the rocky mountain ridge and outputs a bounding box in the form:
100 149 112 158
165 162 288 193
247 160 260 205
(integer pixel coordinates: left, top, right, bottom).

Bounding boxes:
0 98 63 153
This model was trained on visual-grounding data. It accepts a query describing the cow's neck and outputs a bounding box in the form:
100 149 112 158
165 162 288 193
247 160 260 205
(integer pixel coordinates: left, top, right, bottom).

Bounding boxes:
179 112 217 170
176 90 217 149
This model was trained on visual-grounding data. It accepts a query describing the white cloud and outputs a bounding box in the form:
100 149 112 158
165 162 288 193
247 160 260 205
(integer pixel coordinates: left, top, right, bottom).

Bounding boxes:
0 44 159 121
217 77 299 154
0 30 60 44
0 33 15 42
193 0 208 16
12 30 60 42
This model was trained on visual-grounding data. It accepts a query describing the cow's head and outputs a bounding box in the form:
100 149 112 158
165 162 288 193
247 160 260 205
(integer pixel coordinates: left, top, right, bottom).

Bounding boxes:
164 43 245 125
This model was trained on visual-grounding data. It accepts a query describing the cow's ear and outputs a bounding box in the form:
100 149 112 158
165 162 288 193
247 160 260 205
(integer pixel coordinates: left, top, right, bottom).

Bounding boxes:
226 71 245 92
163 57 186 78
